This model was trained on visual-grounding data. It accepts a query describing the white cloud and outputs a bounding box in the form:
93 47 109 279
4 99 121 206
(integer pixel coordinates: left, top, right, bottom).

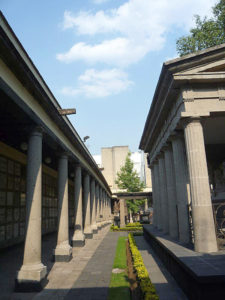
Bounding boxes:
61 68 133 98
58 0 216 66
57 37 163 66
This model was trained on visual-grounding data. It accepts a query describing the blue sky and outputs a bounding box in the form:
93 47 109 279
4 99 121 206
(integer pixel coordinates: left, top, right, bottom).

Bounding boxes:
1 0 216 155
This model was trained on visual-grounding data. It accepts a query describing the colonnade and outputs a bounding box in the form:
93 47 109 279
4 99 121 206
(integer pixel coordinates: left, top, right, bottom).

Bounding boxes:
16 128 112 291
150 117 218 253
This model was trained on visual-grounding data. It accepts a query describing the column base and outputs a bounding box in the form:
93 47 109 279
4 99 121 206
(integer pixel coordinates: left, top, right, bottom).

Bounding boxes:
72 239 85 247
84 233 93 239
15 263 47 292
53 243 72 262
53 253 72 262
97 222 102 230
91 223 98 234
72 231 85 247
84 226 93 239
192 205 218 253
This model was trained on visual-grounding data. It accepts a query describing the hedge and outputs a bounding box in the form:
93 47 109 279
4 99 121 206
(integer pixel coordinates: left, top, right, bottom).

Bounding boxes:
126 222 142 227
128 233 159 300
111 224 143 232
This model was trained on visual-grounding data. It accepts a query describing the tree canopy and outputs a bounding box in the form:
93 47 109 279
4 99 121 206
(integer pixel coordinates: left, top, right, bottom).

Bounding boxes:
115 152 145 213
176 0 225 56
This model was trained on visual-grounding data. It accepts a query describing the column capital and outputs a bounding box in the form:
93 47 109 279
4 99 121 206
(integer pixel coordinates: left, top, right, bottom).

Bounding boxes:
74 161 81 168
60 152 69 159
91 177 95 184
169 130 184 141
161 142 172 153
158 151 165 159
84 171 90 179
30 126 44 137
56 151 70 160
181 116 204 128
151 160 157 168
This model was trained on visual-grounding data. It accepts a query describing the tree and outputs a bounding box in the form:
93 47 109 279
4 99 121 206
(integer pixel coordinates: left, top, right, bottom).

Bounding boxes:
176 0 225 56
115 152 145 214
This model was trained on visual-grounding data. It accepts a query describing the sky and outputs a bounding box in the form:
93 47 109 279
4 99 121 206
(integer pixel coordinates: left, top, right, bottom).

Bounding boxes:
1 0 217 155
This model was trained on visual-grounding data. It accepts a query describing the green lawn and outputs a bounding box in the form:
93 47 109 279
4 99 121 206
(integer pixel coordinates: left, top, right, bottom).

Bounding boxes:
108 236 130 300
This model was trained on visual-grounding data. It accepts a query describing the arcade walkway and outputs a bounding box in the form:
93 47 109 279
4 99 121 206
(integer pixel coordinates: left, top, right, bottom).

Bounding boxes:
0 226 126 300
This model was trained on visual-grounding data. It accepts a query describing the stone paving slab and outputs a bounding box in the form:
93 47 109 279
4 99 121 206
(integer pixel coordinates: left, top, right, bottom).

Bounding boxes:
65 231 127 300
135 235 188 300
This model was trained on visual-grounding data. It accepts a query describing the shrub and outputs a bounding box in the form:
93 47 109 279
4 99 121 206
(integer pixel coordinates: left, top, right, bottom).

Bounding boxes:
111 224 143 232
128 233 159 300
126 222 142 227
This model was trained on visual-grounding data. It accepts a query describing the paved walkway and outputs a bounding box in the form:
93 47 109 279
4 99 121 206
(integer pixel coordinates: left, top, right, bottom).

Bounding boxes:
135 236 187 300
1 228 188 300
2 226 127 300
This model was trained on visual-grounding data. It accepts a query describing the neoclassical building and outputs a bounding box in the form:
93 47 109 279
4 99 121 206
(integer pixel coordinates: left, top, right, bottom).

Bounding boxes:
140 44 225 253
0 12 112 291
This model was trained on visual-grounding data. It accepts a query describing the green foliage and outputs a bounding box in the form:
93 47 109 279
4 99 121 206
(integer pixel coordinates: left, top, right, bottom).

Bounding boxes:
115 152 145 213
176 0 225 56
128 233 159 300
111 224 143 232
108 237 130 300
114 227 143 232
113 237 128 269
126 222 142 227
116 152 145 192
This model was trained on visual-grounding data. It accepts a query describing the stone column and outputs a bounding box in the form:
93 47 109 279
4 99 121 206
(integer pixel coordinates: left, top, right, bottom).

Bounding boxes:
108 197 112 221
104 192 108 224
184 118 217 252
154 162 162 230
72 164 85 247
171 133 190 244
144 199 148 211
158 154 169 234
103 191 106 222
96 184 102 230
104 194 108 222
105 193 108 223
53 154 72 262
164 144 179 239
16 128 47 291
101 190 105 223
83 173 93 238
120 199 125 227
100 188 104 225
90 178 98 234
150 165 157 226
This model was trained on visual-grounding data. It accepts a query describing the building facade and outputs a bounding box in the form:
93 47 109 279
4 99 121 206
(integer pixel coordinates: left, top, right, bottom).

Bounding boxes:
140 44 225 253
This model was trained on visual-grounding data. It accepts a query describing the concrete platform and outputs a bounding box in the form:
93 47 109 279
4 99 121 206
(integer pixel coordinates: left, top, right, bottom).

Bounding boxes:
143 225 225 300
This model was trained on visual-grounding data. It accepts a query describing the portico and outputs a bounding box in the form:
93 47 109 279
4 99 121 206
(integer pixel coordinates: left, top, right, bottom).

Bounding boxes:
0 12 112 292
140 44 225 253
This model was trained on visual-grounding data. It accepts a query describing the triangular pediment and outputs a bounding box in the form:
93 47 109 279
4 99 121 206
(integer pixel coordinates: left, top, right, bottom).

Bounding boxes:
177 58 225 75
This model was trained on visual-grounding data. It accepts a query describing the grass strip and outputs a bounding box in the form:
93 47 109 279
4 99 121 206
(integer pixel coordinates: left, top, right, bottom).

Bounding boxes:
108 236 130 300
